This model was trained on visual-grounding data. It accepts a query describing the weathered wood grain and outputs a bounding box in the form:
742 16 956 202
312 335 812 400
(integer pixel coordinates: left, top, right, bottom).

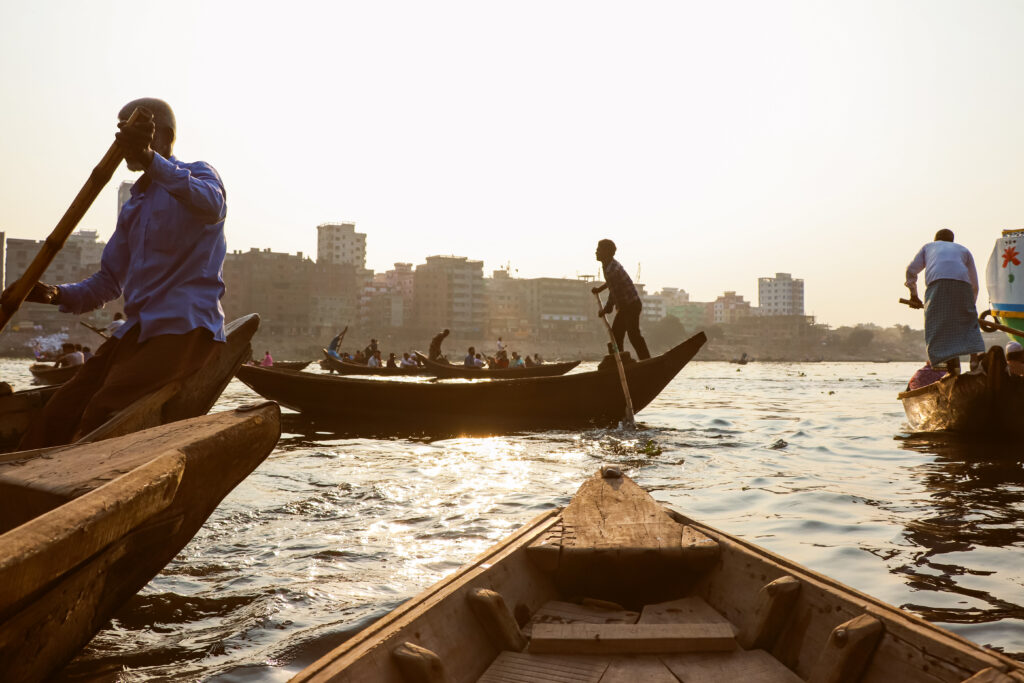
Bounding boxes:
529 622 736 655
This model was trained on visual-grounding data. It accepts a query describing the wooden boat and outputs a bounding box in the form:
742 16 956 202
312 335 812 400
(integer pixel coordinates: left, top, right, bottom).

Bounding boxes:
898 346 1024 434
28 362 81 385
292 467 1024 683
238 333 706 433
415 354 582 379
0 313 261 451
0 403 280 682
321 350 430 376
272 359 313 371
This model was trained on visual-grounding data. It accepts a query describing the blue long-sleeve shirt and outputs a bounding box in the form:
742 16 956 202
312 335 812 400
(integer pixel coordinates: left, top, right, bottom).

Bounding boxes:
600 258 641 313
58 153 227 343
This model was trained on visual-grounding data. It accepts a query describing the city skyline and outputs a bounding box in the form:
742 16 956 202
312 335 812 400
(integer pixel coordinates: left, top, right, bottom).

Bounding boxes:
3 2 1024 329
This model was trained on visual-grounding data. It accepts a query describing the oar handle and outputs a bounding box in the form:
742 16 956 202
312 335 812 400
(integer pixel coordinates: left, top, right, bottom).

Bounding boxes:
0 106 153 332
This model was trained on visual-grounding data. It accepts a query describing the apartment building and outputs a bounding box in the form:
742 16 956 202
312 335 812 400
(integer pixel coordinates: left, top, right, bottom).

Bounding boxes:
412 255 486 335
758 272 805 316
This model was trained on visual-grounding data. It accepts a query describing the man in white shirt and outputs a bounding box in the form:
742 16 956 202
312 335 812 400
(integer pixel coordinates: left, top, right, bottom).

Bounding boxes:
905 229 985 374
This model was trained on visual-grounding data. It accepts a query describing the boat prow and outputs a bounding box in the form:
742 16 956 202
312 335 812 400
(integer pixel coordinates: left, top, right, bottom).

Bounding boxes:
0 313 261 450
292 467 1024 682
0 402 281 681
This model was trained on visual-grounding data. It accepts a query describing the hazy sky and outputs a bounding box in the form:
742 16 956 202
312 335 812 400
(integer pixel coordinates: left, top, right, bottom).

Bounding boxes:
2 1 1023 327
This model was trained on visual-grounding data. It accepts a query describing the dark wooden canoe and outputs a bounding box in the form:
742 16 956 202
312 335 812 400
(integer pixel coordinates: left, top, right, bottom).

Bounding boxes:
415 353 582 379
321 349 431 376
291 467 1024 683
0 402 281 682
0 313 261 451
898 346 1024 434
28 362 80 385
271 360 312 371
238 333 706 433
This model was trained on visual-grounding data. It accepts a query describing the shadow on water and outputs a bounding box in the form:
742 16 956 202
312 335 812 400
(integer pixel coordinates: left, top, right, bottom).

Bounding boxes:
894 431 1024 641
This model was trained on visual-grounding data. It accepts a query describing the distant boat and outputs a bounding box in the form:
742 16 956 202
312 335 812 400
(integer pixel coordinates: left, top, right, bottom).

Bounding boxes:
729 352 750 365
414 354 581 379
238 333 707 433
29 362 81 385
266 359 312 371
321 350 431 376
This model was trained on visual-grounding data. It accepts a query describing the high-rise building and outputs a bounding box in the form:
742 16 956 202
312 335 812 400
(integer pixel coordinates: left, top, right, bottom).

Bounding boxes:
412 256 486 335
117 181 134 216
758 272 804 316
317 222 366 268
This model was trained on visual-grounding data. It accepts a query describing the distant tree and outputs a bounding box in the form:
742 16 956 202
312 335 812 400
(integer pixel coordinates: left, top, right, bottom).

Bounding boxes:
647 315 686 351
706 324 725 341
845 328 874 350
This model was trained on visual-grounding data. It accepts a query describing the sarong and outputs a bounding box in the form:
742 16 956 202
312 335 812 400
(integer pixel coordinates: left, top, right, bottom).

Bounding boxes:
924 279 985 365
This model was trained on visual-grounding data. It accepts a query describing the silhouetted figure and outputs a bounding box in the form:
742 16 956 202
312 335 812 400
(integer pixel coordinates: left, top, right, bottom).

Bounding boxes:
591 239 651 360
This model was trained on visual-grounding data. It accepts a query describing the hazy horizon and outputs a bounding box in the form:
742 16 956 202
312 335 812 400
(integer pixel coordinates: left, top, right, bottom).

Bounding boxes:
3 1 1023 328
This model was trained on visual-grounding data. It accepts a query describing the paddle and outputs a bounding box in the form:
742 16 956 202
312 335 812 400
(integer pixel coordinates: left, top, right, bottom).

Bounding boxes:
80 321 110 340
594 292 636 429
0 107 153 334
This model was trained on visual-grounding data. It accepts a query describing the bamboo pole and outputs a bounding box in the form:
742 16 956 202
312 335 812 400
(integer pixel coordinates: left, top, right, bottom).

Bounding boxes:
594 292 636 429
0 107 152 333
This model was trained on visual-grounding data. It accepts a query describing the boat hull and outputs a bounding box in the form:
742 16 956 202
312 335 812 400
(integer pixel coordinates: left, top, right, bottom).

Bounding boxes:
291 469 1023 683
28 363 80 385
239 333 706 433
898 347 1024 434
0 403 281 682
416 355 582 379
321 351 430 376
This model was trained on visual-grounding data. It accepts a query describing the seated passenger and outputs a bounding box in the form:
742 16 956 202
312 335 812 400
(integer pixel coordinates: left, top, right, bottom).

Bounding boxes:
464 346 477 367
1007 341 1024 377
400 352 418 368
386 352 398 368
510 351 525 368
907 361 947 390
473 353 486 368
367 350 382 368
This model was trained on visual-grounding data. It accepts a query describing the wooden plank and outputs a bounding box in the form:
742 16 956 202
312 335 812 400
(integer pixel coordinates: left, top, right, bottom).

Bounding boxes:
808 614 884 683
477 651 609 683
0 408 270 500
523 600 639 637
0 451 184 613
661 650 802 683
529 623 735 655
599 656 679 682
737 575 801 650
962 669 1016 683
638 596 732 628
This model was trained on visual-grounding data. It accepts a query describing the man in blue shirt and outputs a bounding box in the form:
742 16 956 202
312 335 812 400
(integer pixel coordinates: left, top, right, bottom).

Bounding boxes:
17 98 227 447
591 239 651 360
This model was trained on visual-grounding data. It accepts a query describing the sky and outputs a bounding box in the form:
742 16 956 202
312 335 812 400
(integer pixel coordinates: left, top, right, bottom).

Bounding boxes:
2 1 1023 327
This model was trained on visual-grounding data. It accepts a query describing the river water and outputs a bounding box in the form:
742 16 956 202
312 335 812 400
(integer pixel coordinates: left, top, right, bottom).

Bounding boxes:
4 359 1021 681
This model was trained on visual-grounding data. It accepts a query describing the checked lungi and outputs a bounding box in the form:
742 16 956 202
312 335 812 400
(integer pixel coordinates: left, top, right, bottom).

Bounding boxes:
923 278 985 366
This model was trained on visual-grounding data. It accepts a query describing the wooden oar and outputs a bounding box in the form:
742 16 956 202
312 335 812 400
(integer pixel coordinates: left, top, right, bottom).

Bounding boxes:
0 107 153 333
594 292 636 429
79 321 109 340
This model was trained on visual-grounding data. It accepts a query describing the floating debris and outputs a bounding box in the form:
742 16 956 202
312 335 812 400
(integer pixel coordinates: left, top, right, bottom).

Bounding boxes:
768 438 788 450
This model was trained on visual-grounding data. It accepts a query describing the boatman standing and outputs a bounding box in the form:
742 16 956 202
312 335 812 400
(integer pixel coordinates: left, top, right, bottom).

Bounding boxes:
591 239 651 360
13 98 227 447
905 229 985 375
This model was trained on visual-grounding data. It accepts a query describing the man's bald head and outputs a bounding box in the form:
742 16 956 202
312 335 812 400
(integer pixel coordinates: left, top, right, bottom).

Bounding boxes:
119 98 175 141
